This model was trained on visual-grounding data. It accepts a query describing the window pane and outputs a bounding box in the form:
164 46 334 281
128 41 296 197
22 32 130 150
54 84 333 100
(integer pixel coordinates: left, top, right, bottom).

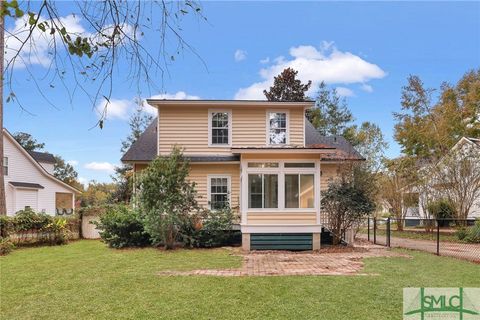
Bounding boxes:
300 174 314 208
285 174 299 208
263 174 278 208
248 162 279 168
211 194 228 210
212 128 229 144
248 174 263 208
212 112 228 128
285 163 315 168
269 128 286 144
211 112 229 145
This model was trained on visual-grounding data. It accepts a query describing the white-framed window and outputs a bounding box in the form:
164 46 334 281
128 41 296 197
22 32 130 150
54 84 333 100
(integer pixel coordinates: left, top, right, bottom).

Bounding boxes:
208 110 232 146
285 174 315 208
267 111 289 145
207 175 231 210
3 157 8 176
245 161 317 211
248 174 278 209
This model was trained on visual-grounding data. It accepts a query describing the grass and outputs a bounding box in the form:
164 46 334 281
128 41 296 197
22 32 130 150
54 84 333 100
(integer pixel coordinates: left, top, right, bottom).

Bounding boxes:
1 240 479 320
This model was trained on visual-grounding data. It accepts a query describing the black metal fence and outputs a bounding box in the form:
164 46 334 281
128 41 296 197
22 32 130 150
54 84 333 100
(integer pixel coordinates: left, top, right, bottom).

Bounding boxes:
357 217 480 263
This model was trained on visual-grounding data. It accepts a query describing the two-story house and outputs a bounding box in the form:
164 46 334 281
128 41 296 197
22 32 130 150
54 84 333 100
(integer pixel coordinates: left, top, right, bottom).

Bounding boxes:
121 100 364 251
3 129 79 216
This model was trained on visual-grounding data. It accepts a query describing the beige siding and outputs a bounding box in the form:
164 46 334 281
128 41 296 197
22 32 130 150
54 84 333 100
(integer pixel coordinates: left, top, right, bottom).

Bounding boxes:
320 164 340 191
158 105 305 155
188 164 240 209
248 213 317 225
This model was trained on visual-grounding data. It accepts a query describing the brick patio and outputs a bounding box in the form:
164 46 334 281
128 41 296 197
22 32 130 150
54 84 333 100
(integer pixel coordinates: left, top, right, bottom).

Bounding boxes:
157 246 409 277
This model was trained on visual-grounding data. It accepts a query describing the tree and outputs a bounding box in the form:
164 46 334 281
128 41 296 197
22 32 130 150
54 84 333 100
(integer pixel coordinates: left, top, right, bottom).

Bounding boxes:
321 176 375 244
344 122 388 173
78 181 117 207
427 142 480 221
263 67 311 101
394 71 480 159
53 155 78 187
0 1 205 214
12 132 45 151
380 157 418 231
138 147 198 249
111 107 154 203
308 82 353 136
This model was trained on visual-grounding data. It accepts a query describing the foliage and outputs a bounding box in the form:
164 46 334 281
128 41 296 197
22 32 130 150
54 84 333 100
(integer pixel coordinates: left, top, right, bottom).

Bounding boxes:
0 215 12 238
0 237 14 255
53 155 79 186
112 107 154 204
263 67 312 101
456 220 480 243
138 147 199 249
344 122 388 172
12 208 52 231
322 177 375 244
427 199 455 220
394 71 480 159
93 205 150 249
41 218 70 245
78 181 118 207
12 131 45 151
180 206 238 248
308 82 353 136
379 157 418 230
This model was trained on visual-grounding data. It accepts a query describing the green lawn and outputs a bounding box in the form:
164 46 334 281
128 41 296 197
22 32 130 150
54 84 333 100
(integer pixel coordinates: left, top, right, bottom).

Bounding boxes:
1 240 479 320
360 228 461 242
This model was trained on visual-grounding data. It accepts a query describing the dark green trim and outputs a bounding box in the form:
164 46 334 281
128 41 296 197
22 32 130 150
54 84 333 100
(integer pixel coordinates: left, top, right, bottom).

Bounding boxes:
251 233 313 251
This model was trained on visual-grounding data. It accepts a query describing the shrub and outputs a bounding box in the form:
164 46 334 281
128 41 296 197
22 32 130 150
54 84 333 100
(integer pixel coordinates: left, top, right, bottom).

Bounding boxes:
0 238 14 255
13 208 52 232
0 215 13 238
455 227 468 241
427 199 455 226
138 147 199 249
41 218 71 245
93 205 150 248
455 219 480 243
181 206 239 248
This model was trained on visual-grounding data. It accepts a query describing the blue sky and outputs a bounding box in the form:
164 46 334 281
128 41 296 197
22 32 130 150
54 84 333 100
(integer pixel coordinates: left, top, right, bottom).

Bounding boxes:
4 1 480 183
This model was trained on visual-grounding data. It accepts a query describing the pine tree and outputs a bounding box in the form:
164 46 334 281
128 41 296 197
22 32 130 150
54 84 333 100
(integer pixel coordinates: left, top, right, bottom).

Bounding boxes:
263 68 312 101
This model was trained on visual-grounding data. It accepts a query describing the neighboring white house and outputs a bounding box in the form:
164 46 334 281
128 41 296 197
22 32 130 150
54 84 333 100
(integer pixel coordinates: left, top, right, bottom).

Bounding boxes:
412 137 480 220
3 129 79 216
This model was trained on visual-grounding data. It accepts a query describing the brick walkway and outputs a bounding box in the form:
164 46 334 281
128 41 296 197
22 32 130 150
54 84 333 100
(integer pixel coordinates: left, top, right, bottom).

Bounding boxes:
157 247 409 277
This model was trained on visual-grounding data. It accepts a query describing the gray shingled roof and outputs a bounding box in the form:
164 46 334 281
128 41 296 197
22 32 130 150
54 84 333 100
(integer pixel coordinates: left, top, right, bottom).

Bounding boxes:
28 151 56 164
121 118 364 162
121 119 158 162
9 182 45 189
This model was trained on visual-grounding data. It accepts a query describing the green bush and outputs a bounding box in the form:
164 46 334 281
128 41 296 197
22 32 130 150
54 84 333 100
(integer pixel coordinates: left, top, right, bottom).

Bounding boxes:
427 199 455 220
93 205 151 248
12 208 52 231
0 215 13 238
455 219 480 243
180 206 239 248
0 238 14 255
455 227 468 241
42 218 71 245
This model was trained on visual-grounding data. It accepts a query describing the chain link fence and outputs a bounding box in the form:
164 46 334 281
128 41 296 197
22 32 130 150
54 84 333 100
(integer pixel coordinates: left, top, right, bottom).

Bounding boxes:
356 217 480 263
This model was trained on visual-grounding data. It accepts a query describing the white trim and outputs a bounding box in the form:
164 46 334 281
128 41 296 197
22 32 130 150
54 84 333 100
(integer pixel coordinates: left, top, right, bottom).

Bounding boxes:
241 224 322 234
241 160 248 225
2 130 80 194
148 100 314 107
266 109 290 146
303 106 307 147
157 108 161 156
208 109 232 147
232 148 332 154
206 174 231 210
243 159 318 213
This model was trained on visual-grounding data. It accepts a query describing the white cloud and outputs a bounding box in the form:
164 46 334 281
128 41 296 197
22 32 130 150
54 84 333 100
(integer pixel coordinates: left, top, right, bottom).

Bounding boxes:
336 87 355 97
84 162 116 173
96 98 134 120
234 42 386 100
260 57 270 64
67 160 79 166
150 91 200 100
361 84 374 93
234 49 247 62
78 176 89 185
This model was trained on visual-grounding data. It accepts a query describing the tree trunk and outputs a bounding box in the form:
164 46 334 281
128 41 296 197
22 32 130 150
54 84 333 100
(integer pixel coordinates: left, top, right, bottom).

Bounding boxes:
0 8 7 215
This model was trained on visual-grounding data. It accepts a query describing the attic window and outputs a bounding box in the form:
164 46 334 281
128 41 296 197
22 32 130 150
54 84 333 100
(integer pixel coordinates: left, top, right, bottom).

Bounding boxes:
268 112 288 144
209 110 231 146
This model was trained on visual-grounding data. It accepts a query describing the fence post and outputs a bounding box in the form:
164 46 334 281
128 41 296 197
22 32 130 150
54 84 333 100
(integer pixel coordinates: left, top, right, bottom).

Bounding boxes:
373 217 377 245
386 217 391 248
367 217 370 242
436 219 440 256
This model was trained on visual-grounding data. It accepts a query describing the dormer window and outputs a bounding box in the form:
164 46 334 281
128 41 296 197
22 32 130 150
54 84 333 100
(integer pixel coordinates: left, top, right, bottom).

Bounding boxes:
268 111 288 145
208 110 231 146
